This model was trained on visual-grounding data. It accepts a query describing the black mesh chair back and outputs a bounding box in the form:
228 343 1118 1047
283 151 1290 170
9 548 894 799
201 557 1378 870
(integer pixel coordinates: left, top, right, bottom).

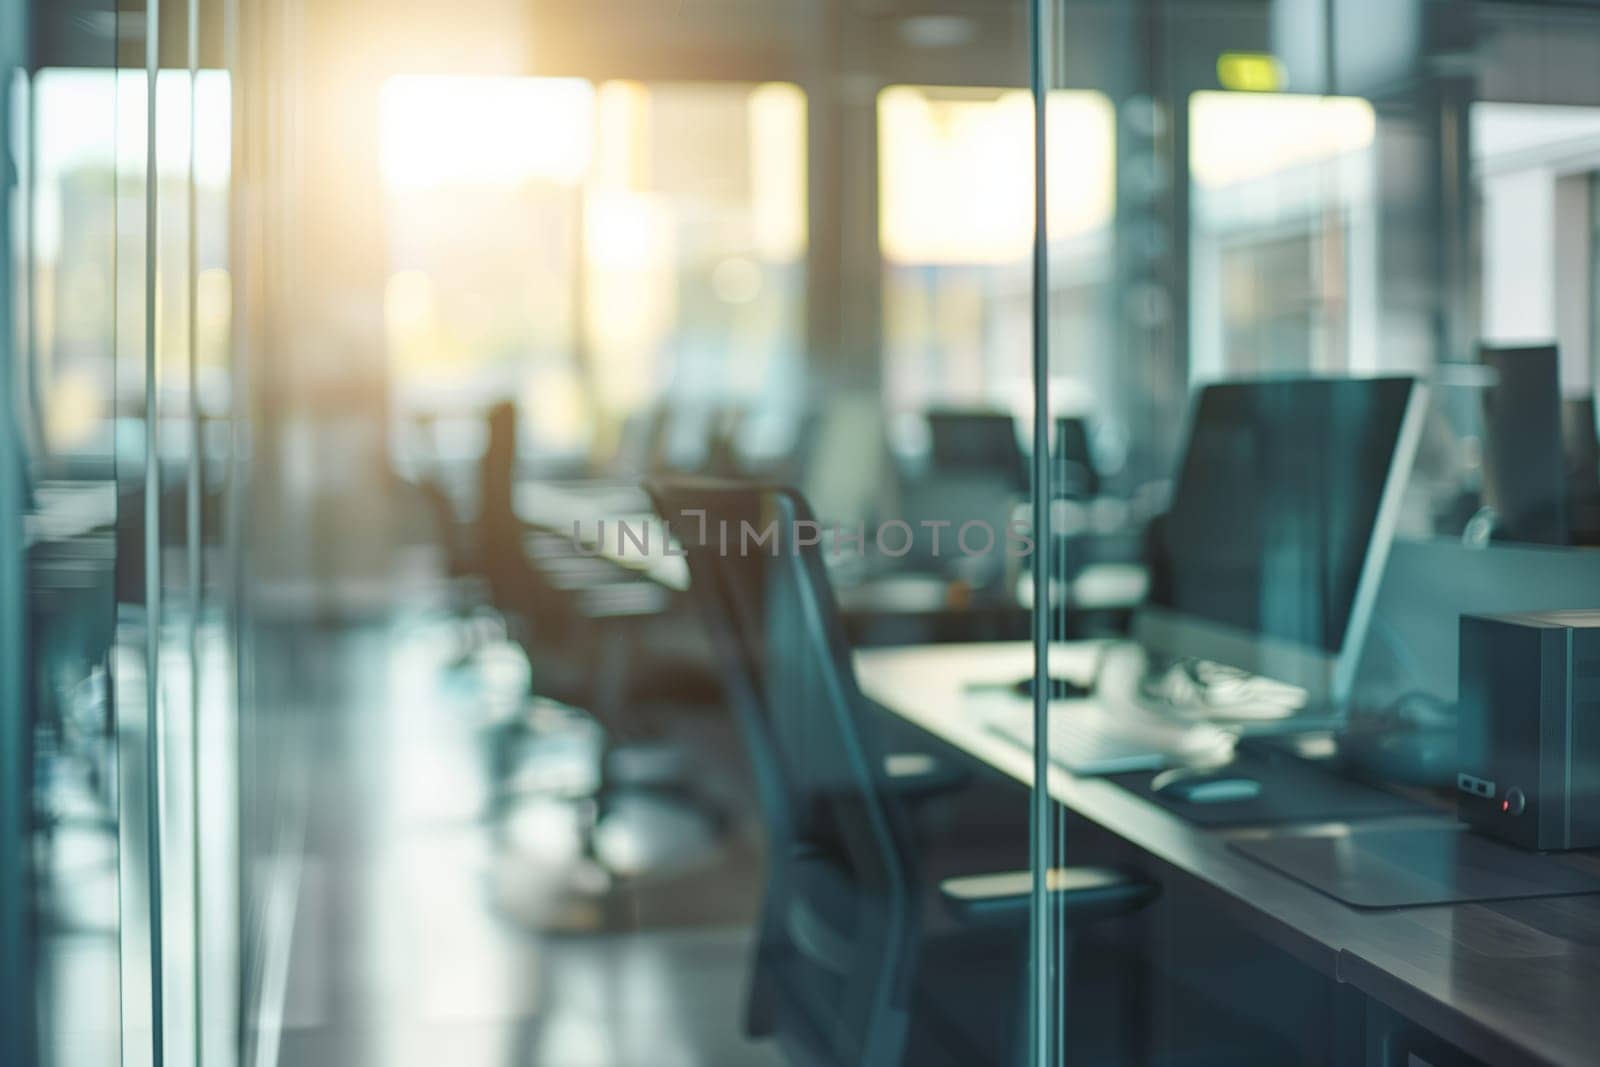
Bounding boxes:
646 478 919 1066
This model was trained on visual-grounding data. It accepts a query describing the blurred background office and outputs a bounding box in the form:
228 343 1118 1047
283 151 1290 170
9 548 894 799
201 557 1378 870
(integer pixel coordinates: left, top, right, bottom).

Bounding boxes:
4 0 1600 1066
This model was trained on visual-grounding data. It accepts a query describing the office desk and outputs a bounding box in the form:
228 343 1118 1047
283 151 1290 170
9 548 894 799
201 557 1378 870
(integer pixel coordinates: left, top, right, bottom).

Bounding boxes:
514 479 1051 639
514 480 689 590
856 642 1600 1066
24 481 116 547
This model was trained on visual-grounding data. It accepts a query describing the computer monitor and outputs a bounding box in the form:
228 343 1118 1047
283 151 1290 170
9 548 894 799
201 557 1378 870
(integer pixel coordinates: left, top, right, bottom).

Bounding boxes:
1564 396 1598 479
1135 376 1427 705
1053 416 1100 499
1480 344 1569 545
1563 396 1600 544
925 410 1028 492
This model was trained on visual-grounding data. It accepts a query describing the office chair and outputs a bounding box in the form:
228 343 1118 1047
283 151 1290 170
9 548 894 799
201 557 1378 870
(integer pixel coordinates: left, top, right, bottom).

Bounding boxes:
409 476 507 663
471 405 716 911
1054 416 1101 500
646 478 1157 1066
476 402 667 705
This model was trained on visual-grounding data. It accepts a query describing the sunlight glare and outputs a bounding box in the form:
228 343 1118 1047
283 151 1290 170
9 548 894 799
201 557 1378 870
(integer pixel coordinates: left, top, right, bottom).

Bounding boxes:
379 76 595 189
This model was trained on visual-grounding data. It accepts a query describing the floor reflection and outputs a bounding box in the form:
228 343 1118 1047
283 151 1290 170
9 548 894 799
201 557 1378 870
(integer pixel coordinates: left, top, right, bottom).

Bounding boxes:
275 620 779 1067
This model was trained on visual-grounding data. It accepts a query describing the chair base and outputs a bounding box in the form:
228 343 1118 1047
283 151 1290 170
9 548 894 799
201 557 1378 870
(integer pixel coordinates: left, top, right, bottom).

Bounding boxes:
489 790 727 934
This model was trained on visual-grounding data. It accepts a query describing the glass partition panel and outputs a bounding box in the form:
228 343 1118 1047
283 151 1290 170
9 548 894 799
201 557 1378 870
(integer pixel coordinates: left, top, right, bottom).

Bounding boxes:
353 8 1043 1067
3 1 241 1064
5 7 124 1065
1026 2 1600 1065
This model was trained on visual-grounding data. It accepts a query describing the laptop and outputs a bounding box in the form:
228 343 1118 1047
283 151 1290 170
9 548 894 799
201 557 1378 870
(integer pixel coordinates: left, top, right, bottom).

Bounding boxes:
985 375 1429 774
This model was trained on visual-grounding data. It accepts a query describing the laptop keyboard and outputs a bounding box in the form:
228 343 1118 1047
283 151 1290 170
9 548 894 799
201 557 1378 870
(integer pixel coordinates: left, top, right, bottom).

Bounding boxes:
983 699 1236 776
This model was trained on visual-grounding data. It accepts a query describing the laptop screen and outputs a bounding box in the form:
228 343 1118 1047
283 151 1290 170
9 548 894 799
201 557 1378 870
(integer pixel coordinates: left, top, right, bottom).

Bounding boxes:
1149 377 1417 658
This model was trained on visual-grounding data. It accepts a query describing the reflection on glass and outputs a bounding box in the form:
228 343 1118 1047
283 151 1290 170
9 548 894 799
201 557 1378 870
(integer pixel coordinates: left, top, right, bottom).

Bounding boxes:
17 32 235 1067
1034 5 1600 1065
31 71 117 465
12 56 124 1067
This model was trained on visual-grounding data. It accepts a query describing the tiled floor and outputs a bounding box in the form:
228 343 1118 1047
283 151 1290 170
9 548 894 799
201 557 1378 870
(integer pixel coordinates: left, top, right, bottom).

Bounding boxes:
275 619 783 1066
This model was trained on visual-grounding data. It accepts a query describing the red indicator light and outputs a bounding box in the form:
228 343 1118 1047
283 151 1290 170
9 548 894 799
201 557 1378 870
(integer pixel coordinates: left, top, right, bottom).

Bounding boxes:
1502 800 1510 812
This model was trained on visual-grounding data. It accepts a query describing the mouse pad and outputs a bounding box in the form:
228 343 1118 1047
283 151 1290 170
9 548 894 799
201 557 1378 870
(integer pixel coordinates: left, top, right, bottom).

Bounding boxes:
1108 748 1435 828
1230 825 1600 909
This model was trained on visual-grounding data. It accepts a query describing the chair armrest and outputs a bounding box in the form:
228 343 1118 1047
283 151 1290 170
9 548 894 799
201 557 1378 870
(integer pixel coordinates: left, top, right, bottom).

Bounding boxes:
869 694 973 798
939 866 1157 927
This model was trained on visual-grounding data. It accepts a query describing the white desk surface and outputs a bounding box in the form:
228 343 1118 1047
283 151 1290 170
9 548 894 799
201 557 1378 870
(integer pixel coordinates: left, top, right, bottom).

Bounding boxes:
854 640 1600 1067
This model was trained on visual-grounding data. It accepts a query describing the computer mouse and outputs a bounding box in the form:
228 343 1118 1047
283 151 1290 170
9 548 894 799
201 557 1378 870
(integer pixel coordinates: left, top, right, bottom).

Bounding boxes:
1012 675 1092 701
1150 767 1263 805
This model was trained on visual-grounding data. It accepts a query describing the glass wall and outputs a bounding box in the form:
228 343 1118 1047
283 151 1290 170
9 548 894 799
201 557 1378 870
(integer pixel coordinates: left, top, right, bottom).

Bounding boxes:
230 2 1047 1065
6 25 119 1063
13 1 1599 1065
1036 2 1600 1064
3 1 253 1064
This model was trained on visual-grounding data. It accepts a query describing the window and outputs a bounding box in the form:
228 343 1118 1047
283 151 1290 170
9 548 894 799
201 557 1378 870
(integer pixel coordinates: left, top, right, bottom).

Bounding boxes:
378 76 806 474
1188 91 1377 381
878 85 1114 415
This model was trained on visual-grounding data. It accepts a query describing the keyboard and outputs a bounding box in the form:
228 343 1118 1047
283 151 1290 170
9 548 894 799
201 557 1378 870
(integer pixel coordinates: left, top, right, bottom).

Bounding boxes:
982 699 1235 776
